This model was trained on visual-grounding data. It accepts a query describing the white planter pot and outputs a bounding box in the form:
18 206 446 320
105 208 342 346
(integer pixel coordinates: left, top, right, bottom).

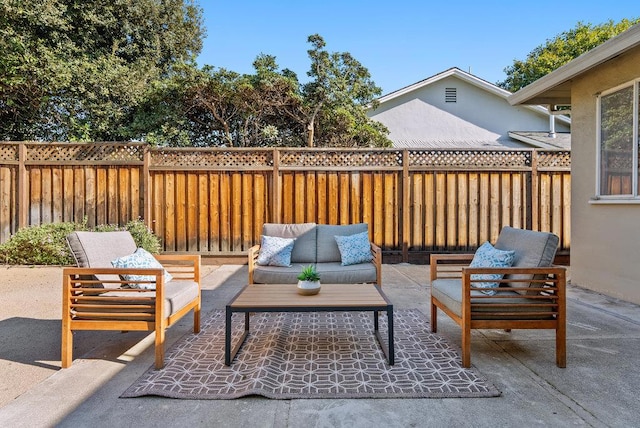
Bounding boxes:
297 280 321 295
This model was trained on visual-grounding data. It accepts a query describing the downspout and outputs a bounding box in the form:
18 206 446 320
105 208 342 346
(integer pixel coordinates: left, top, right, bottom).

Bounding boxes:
548 107 556 138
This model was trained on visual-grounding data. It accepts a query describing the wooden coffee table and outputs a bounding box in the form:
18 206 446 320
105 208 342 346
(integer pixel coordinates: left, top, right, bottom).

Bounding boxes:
225 283 394 365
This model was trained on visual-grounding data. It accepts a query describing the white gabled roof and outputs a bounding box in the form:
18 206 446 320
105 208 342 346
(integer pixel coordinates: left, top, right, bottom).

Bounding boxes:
376 67 571 125
378 67 510 102
509 23 640 106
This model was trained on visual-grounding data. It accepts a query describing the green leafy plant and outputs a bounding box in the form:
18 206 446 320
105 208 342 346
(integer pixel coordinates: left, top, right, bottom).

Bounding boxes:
0 218 162 265
0 222 82 265
297 265 320 282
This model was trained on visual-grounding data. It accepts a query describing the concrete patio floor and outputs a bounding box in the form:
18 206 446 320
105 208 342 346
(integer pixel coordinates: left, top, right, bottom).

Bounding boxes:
0 263 639 427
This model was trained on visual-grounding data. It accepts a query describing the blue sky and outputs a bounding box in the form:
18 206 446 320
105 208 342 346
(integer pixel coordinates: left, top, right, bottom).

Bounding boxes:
197 1 638 95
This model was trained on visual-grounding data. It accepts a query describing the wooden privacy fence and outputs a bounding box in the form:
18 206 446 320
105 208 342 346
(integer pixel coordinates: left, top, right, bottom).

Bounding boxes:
0 143 570 262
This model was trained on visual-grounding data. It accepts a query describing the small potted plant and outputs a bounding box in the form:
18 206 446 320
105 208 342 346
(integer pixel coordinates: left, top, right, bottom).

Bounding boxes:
297 265 321 295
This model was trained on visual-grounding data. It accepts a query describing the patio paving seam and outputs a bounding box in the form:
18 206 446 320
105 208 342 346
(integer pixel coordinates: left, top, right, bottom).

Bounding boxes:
566 297 640 326
481 339 604 427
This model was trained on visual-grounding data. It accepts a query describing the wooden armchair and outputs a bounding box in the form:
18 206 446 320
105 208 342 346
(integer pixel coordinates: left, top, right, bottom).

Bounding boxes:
430 227 567 368
62 231 201 369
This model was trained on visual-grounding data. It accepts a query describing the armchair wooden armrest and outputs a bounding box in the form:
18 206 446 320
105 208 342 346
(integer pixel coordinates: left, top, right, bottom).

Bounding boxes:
370 242 382 286
248 244 261 284
154 254 201 283
430 253 475 282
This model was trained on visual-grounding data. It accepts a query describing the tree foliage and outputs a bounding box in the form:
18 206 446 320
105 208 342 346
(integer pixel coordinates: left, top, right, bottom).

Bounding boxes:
135 35 390 147
1 3 389 147
498 18 640 93
300 34 388 147
0 0 204 141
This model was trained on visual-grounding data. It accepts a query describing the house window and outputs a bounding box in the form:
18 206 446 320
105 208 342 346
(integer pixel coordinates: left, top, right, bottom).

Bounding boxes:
597 81 640 198
445 88 457 103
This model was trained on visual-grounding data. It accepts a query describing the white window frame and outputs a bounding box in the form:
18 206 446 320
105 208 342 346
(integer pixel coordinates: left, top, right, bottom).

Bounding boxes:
595 79 640 201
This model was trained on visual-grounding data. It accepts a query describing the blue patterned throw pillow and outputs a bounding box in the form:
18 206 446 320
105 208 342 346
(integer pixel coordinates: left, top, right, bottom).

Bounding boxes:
257 235 295 267
111 247 173 290
469 241 515 295
334 231 373 266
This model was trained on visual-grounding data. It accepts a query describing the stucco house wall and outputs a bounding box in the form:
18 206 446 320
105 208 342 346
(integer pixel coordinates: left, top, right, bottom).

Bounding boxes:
570 46 640 304
509 24 640 304
368 68 570 147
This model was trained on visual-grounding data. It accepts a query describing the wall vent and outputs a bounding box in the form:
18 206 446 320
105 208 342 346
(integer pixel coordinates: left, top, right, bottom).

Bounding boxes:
445 87 457 103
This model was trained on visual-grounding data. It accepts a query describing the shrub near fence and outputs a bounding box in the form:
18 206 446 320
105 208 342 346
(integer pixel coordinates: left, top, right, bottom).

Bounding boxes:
0 143 570 262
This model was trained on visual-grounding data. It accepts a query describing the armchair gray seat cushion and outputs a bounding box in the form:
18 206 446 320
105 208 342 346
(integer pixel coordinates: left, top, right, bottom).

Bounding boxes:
431 279 556 321
66 232 200 314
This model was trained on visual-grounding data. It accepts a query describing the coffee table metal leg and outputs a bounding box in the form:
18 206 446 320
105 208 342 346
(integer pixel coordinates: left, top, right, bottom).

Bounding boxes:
225 310 251 366
373 308 394 365
387 306 394 365
225 307 232 365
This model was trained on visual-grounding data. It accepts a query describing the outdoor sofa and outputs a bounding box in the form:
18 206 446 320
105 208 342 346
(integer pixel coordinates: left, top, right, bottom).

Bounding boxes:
248 222 382 286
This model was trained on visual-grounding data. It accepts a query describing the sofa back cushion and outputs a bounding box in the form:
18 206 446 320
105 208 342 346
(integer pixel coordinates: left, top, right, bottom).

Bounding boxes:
316 223 369 263
262 223 317 263
494 226 559 294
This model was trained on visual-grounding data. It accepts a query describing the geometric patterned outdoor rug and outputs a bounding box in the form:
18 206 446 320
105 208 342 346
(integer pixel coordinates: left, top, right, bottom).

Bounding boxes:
121 309 500 399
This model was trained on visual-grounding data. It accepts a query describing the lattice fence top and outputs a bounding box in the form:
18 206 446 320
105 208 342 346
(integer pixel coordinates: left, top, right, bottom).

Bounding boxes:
151 149 274 169
536 150 571 169
278 149 403 168
0 143 571 171
24 143 145 163
408 149 533 169
0 143 18 162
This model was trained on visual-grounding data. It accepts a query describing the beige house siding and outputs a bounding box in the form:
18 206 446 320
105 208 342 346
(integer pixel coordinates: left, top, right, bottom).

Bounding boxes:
571 47 640 304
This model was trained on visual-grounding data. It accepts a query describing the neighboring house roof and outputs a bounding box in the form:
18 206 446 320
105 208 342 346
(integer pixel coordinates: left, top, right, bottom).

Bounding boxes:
377 67 507 103
508 131 571 150
393 139 525 149
508 23 640 106
370 67 571 149
377 67 571 126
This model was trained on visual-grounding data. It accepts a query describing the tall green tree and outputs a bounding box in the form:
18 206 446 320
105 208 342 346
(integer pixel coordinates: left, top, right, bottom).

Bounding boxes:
302 34 389 147
498 18 640 93
149 36 390 148
0 0 204 141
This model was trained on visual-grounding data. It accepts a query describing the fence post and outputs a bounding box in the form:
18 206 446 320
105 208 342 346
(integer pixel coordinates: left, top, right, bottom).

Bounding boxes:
402 150 410 262
272 148 281 223
17 143 28 229
143 145 152 229
530 149 539 231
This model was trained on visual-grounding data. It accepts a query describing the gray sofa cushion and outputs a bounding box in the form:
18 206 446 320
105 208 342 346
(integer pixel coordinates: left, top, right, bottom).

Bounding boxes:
252 265 302 284
316 223 369 263
67 231 137 267
67 231 138 284
315 262 377 284
262 223 317 263
431 279 554 320
252 262 377 285
494 227 559 294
